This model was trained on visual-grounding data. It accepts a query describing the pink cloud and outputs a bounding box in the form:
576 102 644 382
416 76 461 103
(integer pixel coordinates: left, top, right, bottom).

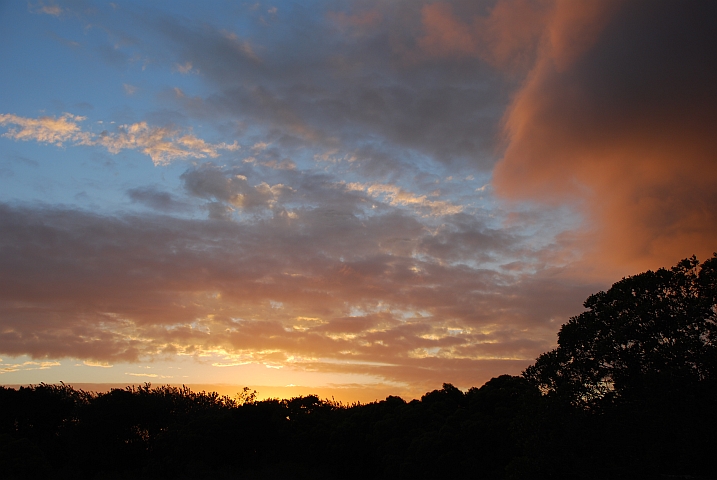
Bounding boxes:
492 0 717 277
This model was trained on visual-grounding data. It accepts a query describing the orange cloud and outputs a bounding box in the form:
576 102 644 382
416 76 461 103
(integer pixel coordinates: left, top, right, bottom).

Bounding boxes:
545 0 620 71
418 0 548 73
0 113 90 146
493 0 717 277
419 3 477 58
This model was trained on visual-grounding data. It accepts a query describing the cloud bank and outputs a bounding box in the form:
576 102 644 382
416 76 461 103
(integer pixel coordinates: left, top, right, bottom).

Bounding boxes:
0 198 592 388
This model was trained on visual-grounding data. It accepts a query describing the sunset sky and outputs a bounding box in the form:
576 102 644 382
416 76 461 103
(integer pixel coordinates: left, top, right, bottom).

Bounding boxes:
1 0 715 402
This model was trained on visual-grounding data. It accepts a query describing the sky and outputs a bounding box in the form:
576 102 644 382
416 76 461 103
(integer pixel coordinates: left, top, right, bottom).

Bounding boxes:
1 0 715 402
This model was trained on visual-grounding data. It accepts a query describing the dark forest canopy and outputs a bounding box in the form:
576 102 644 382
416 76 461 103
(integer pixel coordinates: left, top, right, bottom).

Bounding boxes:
1 255 716 479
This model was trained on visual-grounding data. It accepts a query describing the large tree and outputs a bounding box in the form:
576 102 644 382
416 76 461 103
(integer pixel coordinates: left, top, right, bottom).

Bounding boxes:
524 254 717 409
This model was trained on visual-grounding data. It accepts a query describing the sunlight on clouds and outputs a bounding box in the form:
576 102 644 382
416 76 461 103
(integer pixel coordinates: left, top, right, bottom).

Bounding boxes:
0 113 240 165
83 360 113 368
126 372 170 378
0 360 61 374
0 113 89 146
96 122 240 165
251 142 270 151
0 198 580 390
221 31 260 62
419 334 443 341
408 347 442 359
327 332 360 341
292 317 326 331
175 61 196 74
211 361 252 367
346 182 462 216
30 2 62 16
314 149 357 164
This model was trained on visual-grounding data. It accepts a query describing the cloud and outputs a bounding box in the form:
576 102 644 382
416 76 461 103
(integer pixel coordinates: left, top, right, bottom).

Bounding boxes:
243 155 296 170
0 360 61 374
0 201 594 389
127 187 189 212
125 372 171 378
417 0 549 73
96 122 240 165
175 61 195 74
123 83 138 95
0 113 240 165
492 0 717 276
83 360 113 368
180 164 286 211
97 43 130 66
176 162 468 222
0 113 90 146
220 31 261 62
152 3 506 170
30 1 62 16
347 182 463 216
48 32 81 48
327 9 382 37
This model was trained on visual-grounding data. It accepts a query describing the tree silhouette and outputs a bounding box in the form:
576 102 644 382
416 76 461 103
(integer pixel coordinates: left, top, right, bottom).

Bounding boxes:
521 254 717 478
524 254 717 409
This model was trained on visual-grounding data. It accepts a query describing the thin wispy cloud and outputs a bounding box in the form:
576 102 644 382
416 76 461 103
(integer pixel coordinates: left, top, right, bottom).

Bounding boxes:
0 113 240 165
174 61 195 74
0 113 91 146
0 359 61 374
123 83 138 95
30 1 63 16
347 182 463 216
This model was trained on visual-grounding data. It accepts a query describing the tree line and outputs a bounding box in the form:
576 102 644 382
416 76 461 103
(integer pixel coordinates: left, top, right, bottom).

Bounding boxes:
1 255 716 479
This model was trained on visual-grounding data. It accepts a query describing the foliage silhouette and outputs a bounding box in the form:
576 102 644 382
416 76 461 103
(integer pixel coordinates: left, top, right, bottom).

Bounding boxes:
525 255 717 409
521 254 717 478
